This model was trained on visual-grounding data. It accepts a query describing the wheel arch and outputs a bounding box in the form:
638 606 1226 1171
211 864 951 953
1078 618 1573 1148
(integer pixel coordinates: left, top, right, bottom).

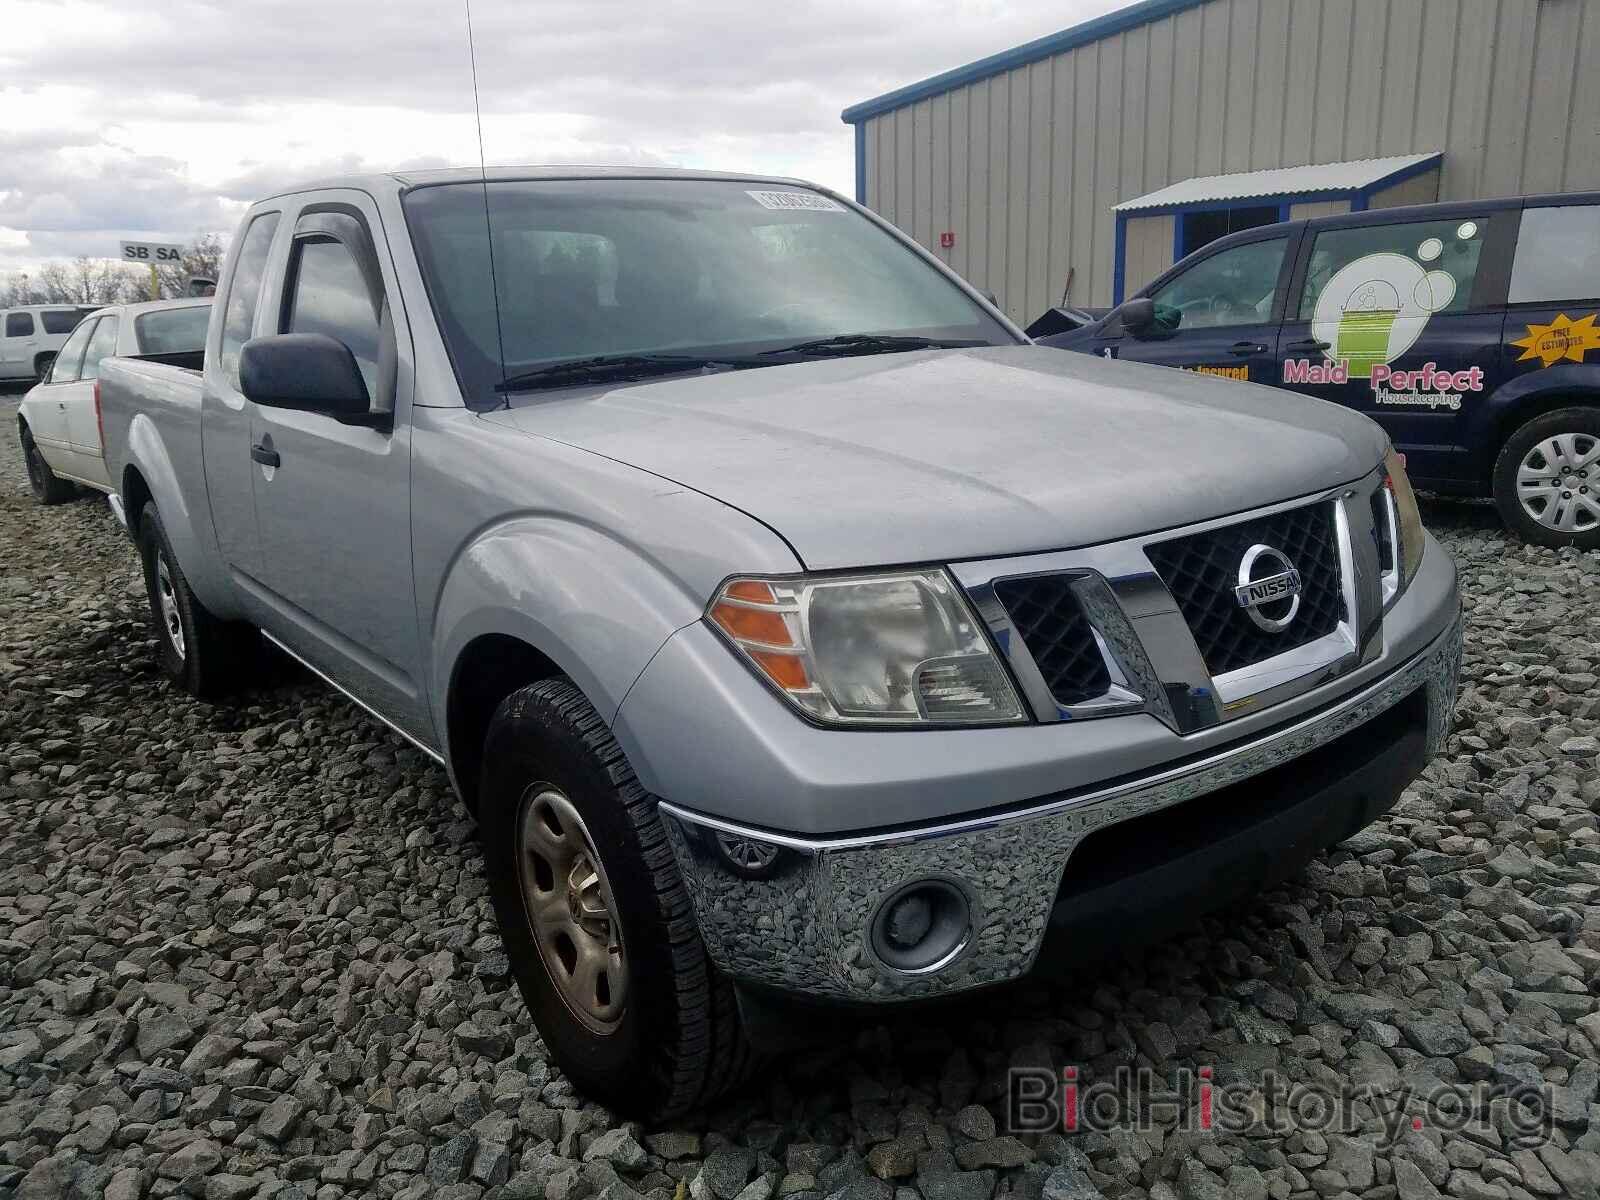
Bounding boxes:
445 633 566 814
1482 368 1600 486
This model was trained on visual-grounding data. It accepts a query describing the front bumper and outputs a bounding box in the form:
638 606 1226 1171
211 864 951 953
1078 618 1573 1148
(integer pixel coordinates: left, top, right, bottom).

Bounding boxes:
657 608 1462 1003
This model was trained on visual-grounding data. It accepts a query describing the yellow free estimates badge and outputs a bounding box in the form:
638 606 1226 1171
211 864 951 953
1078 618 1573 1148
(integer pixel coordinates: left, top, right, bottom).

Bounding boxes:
1511 313 1600 368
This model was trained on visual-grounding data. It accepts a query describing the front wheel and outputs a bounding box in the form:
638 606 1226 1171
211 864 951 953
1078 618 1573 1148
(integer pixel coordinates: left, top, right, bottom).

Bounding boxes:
478 678 752 1118
21 423 76 505
1492 407 1600 549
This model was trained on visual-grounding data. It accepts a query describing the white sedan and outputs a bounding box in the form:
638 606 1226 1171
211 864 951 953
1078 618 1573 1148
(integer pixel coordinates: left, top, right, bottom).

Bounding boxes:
19 298 210 504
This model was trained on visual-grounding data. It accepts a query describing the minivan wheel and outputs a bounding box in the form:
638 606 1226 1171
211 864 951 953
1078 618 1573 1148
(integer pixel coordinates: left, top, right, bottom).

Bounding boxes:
20 423 76 505
138 506 254 698
1493 407 1600 549
478 678 753 1118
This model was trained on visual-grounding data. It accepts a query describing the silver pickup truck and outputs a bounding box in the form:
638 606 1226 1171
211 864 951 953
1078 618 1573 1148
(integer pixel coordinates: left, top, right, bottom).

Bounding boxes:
97 167 1462 1118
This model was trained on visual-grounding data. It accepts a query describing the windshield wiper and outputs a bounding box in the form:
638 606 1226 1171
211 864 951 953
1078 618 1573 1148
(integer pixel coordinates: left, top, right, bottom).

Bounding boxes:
494 353 758 394
759 333 989 358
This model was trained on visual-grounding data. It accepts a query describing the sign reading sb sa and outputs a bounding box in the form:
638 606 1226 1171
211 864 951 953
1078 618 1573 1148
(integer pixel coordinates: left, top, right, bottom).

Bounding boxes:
120 241 185 263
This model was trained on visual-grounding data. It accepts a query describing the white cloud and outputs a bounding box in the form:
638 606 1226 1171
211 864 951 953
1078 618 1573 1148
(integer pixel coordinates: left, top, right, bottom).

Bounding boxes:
0 0 1128 273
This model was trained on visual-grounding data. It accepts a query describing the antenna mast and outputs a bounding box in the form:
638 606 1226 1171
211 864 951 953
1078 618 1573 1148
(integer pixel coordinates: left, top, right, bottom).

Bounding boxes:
464 0 508 399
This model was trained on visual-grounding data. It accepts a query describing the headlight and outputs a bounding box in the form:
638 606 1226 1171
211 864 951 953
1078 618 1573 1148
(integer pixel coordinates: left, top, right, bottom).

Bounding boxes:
1381 447 1425 600
707 570 1026 726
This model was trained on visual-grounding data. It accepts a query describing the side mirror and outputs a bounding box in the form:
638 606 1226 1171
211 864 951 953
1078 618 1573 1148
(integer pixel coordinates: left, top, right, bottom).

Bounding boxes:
1114 297 1156 335
239 333 369 417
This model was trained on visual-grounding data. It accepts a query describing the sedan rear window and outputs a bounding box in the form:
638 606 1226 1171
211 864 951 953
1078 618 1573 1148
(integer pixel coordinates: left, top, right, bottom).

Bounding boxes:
40 310 84 335
135 305 212 355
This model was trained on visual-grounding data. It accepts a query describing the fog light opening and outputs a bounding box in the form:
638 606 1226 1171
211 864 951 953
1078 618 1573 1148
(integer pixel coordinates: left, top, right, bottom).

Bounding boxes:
870 879 972 974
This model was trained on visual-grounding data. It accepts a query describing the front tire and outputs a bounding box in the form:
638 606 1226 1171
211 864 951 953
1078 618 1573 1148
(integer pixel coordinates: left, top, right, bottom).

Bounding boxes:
1492 407 1600 549
20 423 75 505
478 678 752 1118
138 507 254 698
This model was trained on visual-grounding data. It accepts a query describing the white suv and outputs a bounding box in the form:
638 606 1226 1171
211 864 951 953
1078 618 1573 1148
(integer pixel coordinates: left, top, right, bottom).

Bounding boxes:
0 305 97 382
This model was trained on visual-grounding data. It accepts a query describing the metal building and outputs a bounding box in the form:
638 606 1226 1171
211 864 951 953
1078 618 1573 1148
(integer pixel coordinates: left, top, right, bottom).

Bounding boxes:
841 0 1600 322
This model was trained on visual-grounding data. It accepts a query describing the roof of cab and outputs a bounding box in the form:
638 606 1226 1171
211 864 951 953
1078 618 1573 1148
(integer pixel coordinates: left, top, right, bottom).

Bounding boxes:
255 164 823 201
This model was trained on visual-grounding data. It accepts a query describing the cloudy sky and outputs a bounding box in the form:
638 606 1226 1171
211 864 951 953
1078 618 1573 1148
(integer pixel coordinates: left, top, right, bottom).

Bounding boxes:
0 0 1127 274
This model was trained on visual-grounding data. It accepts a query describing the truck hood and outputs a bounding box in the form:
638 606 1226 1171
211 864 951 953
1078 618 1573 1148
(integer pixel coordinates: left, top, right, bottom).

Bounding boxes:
484 345 1386 570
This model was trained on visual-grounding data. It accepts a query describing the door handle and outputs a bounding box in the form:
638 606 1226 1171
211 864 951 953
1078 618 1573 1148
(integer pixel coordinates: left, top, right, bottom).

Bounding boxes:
1228 341 1268 356
1284 338 1330 354
250 444 280 468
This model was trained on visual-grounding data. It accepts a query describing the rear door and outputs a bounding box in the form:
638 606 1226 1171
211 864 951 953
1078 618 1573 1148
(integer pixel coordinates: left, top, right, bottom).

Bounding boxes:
3 311 39 378
246 193 429 740
64 315 118 468
1088 231 1298 386
1276 208 1512 486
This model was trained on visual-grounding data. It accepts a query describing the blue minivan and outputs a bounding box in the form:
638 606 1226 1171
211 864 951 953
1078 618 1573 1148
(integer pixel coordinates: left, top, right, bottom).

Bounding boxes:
1041 194 1600 549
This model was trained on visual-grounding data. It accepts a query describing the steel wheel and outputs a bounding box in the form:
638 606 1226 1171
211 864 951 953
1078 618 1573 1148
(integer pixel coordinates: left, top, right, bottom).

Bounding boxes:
515 784 627 1033
156 553 187 662
1516 432 1600 533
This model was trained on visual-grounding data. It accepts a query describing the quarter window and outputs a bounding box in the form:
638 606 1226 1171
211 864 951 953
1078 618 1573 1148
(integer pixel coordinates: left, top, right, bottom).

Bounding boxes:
219 212 282 389
80 315 120 380
1298 219 1485 320
1508 205 1600 304
1145 237 1288 331
282 236 384 396
40 310 82 335
5 312 34 338
49 320 95 383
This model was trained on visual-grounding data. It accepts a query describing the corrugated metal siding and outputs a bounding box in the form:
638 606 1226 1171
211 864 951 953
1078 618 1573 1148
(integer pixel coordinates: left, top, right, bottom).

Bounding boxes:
1368 168 1443 211
1289 199 1352 221
859 0 1600 320
1123 214 1176 289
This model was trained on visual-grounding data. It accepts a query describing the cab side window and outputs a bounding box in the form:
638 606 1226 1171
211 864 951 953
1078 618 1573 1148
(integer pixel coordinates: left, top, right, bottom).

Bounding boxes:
81 315 119 380
219 212 282 389
1508 205 1600 305
6 312 34 338
282 236 384 397
1298 218 1486 320
1146 238 1288 331
49 320 96 383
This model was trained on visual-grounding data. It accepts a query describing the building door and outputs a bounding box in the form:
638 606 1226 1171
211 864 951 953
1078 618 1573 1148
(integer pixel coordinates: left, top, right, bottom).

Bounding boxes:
1090 232 1295 386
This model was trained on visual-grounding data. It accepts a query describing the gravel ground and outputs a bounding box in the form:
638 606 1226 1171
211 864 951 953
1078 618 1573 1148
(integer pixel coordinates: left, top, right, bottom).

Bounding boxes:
3 392 1600 1200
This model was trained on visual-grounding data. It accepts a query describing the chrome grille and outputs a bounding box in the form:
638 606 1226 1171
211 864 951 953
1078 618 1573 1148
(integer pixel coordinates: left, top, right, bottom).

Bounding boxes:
991 575 1112 706
1144 501 1344 677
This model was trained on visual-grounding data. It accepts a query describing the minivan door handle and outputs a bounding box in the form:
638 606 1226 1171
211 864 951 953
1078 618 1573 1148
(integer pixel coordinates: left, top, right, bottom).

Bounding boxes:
250 443 280 468
1228 341 1268 356
1283 338 1331 354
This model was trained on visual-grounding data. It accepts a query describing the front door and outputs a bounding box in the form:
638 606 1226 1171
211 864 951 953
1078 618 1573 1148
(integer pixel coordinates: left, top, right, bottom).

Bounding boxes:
1091 233 1295 387
1276 210 1510 487
26 318 95 451
62 314 119 487
246 196 429 742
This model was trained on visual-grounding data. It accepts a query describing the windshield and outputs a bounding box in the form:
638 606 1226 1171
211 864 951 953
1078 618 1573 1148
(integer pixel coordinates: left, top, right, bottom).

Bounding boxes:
135 304 211 354
403 178 1011 403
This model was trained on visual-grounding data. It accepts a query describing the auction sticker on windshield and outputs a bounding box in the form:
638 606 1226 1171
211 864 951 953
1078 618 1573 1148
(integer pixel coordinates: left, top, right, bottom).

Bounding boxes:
747 190 845 212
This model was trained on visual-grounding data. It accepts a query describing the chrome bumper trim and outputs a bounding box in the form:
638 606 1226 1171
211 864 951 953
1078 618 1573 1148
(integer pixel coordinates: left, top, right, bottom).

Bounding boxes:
658 614 1461 1002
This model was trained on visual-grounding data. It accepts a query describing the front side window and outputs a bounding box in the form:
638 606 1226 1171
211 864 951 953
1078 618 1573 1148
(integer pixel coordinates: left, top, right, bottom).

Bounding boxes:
49 319 95 383
135 305 211 355
1509 205 1600 304
282 237 383 397
1298 218 1485 320
80 315 120 380
6 312 34 338
40 310 83 335
404 179 1010 403
1146 237 1288 331
219 212 282 389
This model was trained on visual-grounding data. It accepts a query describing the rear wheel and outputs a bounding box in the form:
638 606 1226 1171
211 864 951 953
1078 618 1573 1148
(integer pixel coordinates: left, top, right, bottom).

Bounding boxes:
1492 407 1600 549
20 423 75 505
477 678 753 1118
33 354 54 383
138 506 255 698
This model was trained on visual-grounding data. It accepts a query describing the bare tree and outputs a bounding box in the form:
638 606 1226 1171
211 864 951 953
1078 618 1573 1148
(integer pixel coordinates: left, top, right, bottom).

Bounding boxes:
0 273 41 306
155 233 226 299
35 257 143 305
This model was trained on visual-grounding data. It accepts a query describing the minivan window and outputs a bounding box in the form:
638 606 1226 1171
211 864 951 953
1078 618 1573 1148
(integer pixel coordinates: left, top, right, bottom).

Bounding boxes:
135 305 211 355
5 312 34 338
40 310 83 335
49 319 96 383
1146 237 1288 331
283 237 383 396
1299 218 1485 319
219 212 282 388
1509 205 1600 304
81 315 120 380
404 179 1010 403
